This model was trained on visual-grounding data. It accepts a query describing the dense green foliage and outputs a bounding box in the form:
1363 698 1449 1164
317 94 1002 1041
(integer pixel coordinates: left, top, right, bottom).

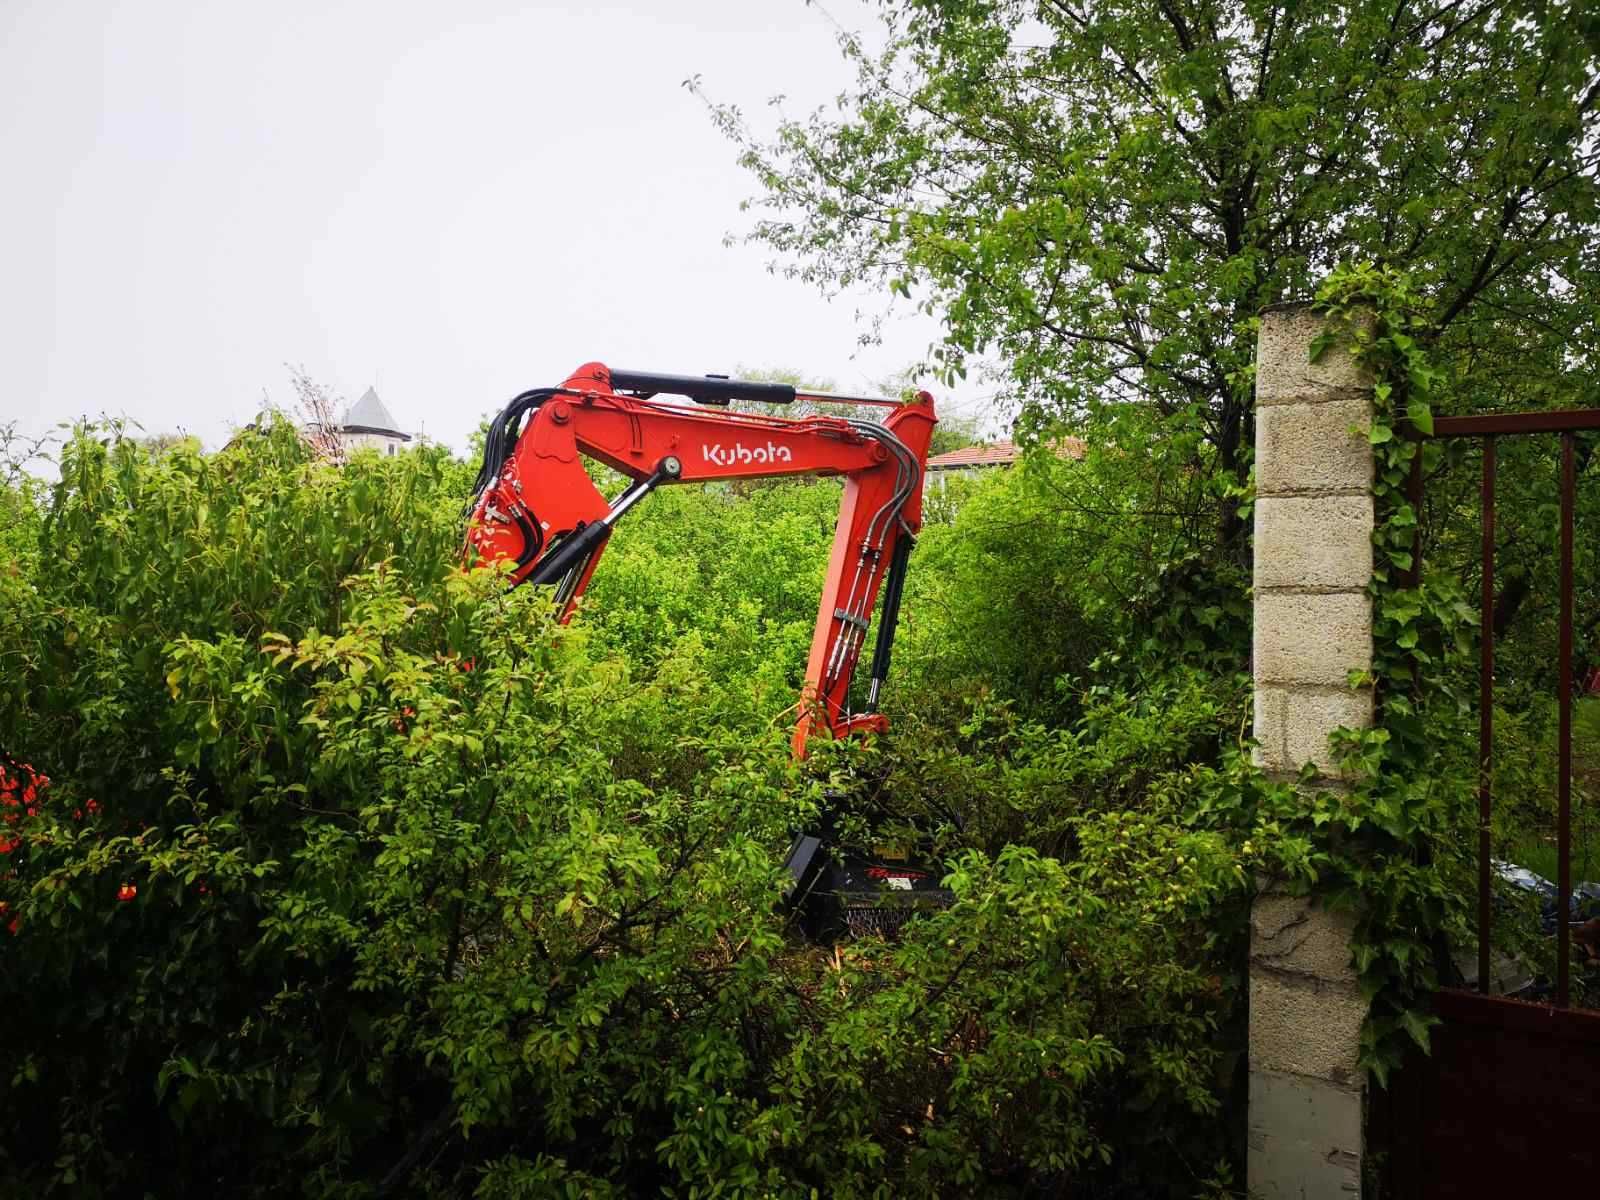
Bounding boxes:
4 2 1595 1194
1308 270 1600 1069
703 0 1600 565
703 0 1598 1071
1 422 1284 1197
898 452 1250 725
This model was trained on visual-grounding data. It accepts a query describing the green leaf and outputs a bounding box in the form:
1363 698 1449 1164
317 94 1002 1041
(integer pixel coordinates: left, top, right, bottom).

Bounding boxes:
1400 1009 1437 1053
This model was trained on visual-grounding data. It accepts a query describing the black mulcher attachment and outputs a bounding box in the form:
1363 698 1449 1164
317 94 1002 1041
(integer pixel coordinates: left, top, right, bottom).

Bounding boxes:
782 796 954 941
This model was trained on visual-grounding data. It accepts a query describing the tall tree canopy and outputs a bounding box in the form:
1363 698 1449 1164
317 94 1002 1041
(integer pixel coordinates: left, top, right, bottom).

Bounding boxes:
705 0 1600 555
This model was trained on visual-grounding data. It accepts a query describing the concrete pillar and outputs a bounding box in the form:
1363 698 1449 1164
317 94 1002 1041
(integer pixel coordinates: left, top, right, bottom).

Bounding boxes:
1248 305 1375 1198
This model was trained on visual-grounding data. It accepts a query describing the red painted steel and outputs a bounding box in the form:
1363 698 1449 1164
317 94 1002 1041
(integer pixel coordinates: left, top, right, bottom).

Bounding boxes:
1432 407 1600 437
1407 444 1425 589
1383 411 1595 1194
1416 413 1593 1008
1383 989 1600 1195
465 362 937 758
1558 433 1575 1006
1479 437 1494 993
1435 987 1600 1040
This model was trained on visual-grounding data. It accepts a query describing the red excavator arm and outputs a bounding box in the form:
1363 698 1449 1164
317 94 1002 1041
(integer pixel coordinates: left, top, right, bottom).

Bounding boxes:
464 361 937 756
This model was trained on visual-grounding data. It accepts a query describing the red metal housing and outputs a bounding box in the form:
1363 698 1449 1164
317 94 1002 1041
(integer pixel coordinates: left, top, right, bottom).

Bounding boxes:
465 362 937 756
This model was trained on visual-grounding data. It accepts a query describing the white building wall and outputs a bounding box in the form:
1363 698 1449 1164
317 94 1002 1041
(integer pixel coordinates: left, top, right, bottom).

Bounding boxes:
342 431 409 457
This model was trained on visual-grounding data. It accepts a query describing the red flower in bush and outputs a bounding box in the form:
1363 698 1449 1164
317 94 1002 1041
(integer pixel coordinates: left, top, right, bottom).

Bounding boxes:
0 837 18 855
118 883 137 902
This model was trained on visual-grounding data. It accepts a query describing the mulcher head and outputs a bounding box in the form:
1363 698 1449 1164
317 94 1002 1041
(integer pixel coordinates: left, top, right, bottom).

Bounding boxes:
784 834 953 941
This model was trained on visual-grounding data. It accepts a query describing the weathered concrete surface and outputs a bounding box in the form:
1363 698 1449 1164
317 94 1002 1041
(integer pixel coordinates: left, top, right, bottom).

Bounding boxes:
1256 396 1375 495
1249 306 1374 1196
1253 685 1288 769
1255 683 1372 776
1248 1069 1363 1198
1253 592 1372 689
1254 494 1374 592
1256 306 1375 405
1251 971 1366 1085
1253 890 1361 983
1282 687 1374 775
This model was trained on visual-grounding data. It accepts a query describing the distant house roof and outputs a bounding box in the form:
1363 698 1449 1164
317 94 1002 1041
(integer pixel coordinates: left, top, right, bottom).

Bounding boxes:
342 387 411 440
925 438 1085 471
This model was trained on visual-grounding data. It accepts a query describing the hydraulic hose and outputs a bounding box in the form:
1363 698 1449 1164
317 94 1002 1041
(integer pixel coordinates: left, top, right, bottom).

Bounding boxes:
466 387 560 513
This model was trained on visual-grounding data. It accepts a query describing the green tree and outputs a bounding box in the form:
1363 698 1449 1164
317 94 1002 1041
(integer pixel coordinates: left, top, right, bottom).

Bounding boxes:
0 419 1275 1196
701 0 1600 560
0 422 53 573
724 363 988 453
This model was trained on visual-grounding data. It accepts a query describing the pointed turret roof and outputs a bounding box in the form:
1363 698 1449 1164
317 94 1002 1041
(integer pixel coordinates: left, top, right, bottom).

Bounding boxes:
343 387 408 437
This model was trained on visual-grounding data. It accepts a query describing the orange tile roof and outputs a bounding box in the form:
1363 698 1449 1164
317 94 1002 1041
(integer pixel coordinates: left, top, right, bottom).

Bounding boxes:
926 438 1085 471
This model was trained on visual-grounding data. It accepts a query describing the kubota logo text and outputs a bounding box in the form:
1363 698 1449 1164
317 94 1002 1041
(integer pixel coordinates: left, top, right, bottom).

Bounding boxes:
701 442 794 467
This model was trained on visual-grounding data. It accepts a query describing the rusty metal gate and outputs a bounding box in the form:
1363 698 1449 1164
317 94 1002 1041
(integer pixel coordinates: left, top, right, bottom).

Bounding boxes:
1381 407 1600 1195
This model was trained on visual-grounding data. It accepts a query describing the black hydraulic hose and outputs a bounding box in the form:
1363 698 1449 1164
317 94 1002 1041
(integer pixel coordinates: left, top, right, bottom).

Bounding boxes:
864 530 914 713
509 508 544 569
609 368 797 406
465 387 560 513
821 420 920 694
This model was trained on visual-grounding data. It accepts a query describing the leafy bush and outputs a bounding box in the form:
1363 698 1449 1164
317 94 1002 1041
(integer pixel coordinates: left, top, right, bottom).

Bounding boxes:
583 477 843 720
1 421 1262 1196
893 442 1249 728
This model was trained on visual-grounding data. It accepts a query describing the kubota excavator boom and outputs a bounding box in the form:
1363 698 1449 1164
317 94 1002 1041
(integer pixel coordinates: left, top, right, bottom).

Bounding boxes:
464 362 938 756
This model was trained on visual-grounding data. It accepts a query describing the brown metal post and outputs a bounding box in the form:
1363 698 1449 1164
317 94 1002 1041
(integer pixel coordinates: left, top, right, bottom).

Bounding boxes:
1407 443 1425 589
1479 438 1495 993
1558 433 1575 1008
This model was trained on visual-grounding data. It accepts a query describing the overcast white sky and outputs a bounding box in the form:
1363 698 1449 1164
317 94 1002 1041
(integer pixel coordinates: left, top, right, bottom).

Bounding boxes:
1 0 978 459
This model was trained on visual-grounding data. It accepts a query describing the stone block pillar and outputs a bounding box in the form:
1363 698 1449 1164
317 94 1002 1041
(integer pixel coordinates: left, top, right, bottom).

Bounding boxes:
1249 305 1375 1197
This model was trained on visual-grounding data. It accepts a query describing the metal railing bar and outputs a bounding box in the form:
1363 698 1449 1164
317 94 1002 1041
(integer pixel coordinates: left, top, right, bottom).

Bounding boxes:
1407 444 1425 590
1431 408 1600 438
1406 409 1591 1005
1480 437 1495 994
1557 432 1575 1008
